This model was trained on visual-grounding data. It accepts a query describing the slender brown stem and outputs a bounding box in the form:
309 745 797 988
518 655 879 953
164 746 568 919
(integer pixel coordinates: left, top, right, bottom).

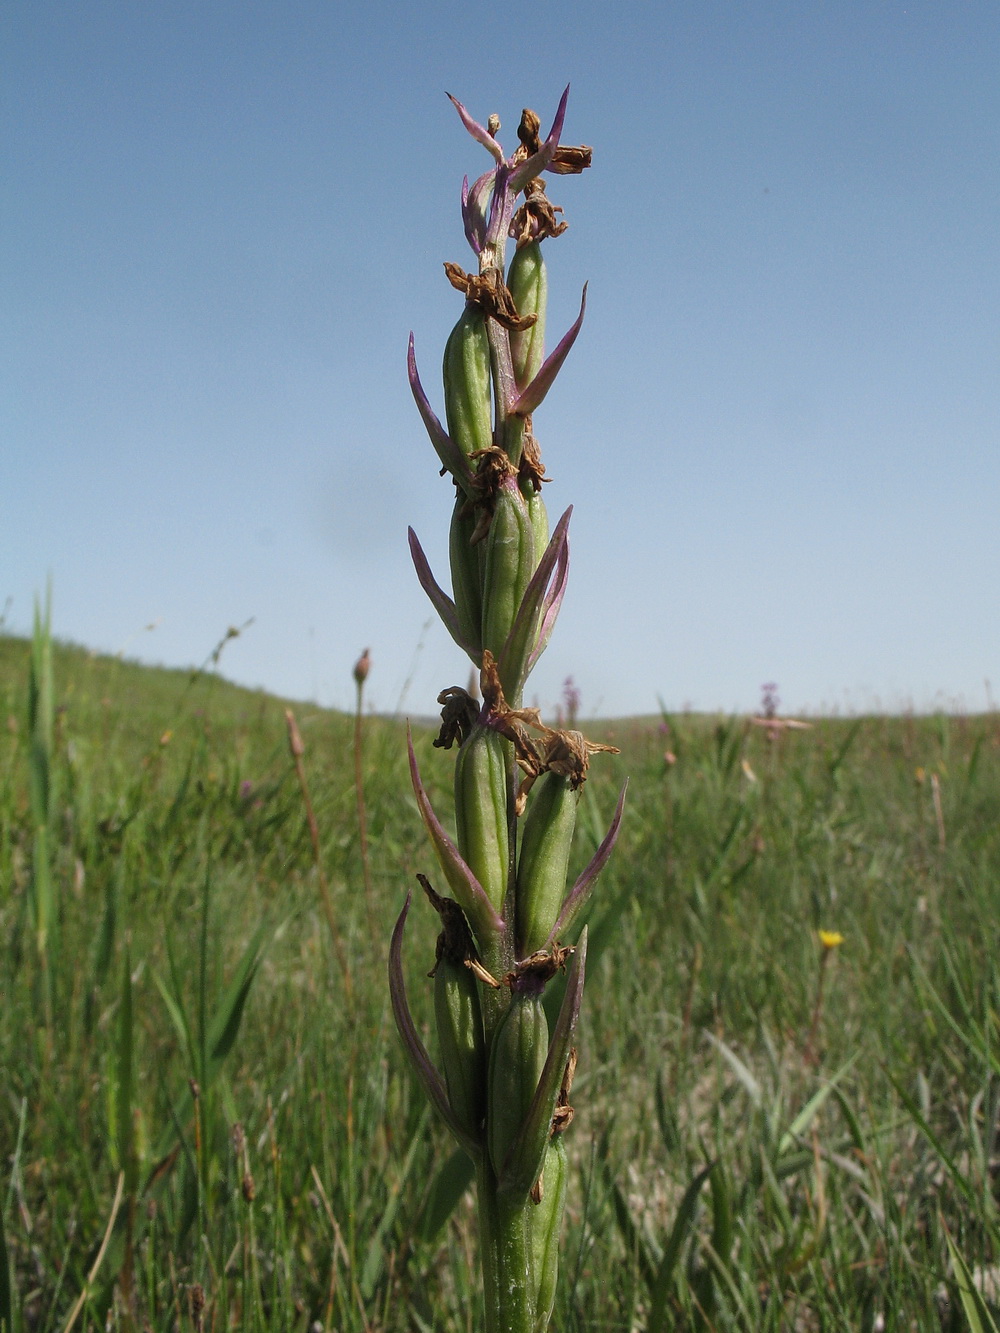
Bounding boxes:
285 708 353 1001
353 679 377 935
805 951 829 1067
930 771 946 850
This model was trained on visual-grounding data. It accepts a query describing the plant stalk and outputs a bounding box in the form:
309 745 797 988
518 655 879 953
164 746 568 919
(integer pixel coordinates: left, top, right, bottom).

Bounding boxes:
390 92 619 1333
477 1158 535 1333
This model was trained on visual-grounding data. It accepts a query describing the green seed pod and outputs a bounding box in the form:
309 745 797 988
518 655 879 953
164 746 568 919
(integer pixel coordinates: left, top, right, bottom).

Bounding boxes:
449 493 484 654
434 951 487 1142
517 772 579 956
526 488 549 567
507 242 547 391
482 480 536 676
455 724 510 914
488 990 548 1178
443 306 493 459
531 1137 568 1331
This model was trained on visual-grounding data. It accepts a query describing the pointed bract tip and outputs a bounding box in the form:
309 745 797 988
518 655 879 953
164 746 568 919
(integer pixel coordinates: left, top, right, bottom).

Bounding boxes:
448 92 504 162
546 86 570 148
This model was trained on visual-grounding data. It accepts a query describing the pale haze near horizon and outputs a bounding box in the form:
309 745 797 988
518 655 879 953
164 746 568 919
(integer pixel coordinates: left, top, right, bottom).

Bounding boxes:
5 2 998 719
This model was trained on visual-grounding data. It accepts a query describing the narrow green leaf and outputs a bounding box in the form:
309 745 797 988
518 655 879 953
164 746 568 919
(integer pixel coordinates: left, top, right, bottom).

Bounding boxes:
830 1084 867 1157
205 924 267 1082
704 1032 762 1108
943 1221 1000 1333
151 965 194 1073
703 1238 756 1325
360 1106 432 1299
596 1127 659 1292
654 1072 681 1155
709 1162 732 1270
115 946 134 1189
418 1149 476 1243
647 1162 714 1333
29 826 52 949
0 1200 15 1333
777 1053 860 1156
888 1072 982 1213
827 718 863 778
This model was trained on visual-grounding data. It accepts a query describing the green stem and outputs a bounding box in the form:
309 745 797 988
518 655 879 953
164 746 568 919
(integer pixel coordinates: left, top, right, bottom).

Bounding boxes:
478 929 513 1041
477 1157 535 1333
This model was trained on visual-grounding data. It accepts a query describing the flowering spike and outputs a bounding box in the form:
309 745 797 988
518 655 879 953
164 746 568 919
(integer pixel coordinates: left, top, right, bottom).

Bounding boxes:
408 528 479 661
510 285 587 419
545 783 627 948
394 91 612 1333
495 929 587 1201
408 335 472 489
390 895 481 1155
408 729 505 944
447 93 504 163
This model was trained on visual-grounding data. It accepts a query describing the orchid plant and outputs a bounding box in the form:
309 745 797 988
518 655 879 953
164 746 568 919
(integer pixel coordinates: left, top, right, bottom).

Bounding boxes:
389 89 625 1333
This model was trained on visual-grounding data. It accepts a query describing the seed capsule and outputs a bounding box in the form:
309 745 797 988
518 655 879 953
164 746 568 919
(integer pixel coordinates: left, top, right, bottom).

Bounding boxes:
443 306 493 459
434 950 487 1142
531 1137 568 1330
507 243 547 391
455 724 510 914
482 479 536 682
517 771 579 955
449 494 484 655
525 489 549 575
488 990 548 1178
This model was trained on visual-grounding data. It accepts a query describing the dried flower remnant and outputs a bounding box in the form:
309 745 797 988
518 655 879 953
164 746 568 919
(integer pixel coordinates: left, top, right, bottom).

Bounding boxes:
391 90 624 1333
353 647 371 686
510 178 568 249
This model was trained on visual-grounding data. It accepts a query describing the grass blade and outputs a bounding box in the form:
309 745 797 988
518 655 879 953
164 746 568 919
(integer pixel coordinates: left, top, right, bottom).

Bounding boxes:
647 1162 715 1333
943 1221 1000 1333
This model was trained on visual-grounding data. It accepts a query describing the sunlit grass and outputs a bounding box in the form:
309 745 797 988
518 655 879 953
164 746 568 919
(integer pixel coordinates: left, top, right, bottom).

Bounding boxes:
1 634 998 1329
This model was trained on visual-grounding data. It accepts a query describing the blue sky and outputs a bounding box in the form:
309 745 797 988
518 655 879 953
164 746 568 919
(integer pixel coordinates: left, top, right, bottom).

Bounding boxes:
5 1 998 717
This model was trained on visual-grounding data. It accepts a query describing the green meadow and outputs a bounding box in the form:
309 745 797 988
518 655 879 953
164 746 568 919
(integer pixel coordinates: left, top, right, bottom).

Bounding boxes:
2 632 999 1331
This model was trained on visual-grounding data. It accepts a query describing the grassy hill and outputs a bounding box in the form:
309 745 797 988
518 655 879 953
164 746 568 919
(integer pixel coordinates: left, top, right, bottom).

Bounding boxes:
2 634 999 1330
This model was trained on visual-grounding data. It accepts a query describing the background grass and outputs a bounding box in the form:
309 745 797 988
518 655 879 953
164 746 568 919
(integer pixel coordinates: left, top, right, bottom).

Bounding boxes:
1 634 999 1331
